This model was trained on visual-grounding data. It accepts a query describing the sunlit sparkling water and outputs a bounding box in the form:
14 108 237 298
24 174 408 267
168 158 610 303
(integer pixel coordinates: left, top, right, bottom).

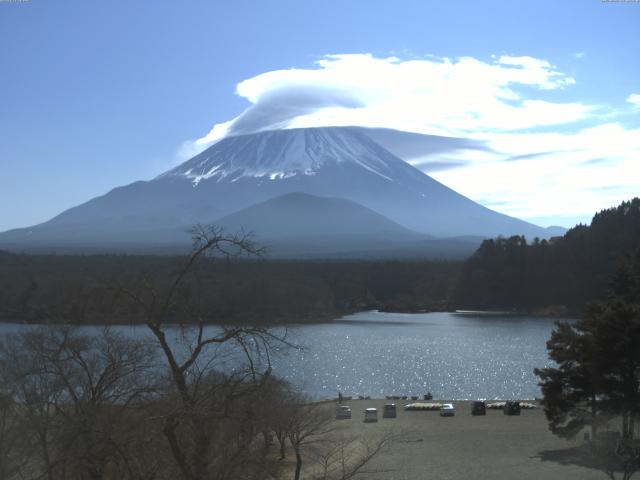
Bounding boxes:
271 311 563 400
0 311 566 400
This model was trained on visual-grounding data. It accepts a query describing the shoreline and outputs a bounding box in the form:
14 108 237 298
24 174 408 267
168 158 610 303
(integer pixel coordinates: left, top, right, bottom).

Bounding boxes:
325 396 540 403
0 305 579 326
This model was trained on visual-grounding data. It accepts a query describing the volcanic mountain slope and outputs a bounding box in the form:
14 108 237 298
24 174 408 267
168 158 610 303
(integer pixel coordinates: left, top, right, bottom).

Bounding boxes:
0 126 553 252
215 192 419 239
213 192 440 256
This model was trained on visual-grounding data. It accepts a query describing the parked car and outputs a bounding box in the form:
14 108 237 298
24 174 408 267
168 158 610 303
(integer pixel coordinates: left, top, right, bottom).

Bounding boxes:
504 401 521 416
383 403 397 418
440 403 455 417
364 407 378 422
335 405 352 419
471 401 486 416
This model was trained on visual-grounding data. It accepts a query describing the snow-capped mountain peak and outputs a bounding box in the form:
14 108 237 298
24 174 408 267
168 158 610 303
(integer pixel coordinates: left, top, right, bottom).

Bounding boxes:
160 127 404 185
0 126 553 251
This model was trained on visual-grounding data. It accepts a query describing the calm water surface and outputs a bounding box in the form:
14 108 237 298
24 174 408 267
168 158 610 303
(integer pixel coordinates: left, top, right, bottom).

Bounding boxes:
0 311 564 400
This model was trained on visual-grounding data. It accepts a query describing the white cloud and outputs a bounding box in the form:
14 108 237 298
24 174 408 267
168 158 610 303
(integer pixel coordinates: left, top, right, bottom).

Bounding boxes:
497 55 576 89
184 54 639 226
194 54 590 146
627 93 640 108
431 123 640 222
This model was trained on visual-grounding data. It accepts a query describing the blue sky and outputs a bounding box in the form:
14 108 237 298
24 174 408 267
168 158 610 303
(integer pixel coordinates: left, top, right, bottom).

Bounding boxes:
0 0 638 231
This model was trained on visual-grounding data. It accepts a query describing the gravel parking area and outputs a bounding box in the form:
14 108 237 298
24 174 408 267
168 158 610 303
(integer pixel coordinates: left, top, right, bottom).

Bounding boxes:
324 399 606 480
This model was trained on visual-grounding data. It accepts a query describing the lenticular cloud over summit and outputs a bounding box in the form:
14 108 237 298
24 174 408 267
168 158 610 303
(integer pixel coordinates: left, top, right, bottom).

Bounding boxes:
181 53 640 224
194 53 589 148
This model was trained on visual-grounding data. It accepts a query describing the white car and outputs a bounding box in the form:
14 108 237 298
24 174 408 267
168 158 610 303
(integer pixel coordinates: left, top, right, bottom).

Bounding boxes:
335 405 352 419
364 407 378 422
440 403 455 417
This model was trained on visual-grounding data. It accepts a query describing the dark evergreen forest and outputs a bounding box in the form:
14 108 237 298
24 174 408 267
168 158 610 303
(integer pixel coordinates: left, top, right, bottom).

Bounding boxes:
0 253 459 324
452 198 640 313
1 198 638 324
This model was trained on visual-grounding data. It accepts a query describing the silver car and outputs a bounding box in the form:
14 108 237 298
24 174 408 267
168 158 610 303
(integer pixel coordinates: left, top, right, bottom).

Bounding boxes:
440 403 455 417
364 407 378 422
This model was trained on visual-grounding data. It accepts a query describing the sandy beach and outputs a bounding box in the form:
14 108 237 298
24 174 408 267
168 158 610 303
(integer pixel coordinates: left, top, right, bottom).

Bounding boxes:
319 399 606 480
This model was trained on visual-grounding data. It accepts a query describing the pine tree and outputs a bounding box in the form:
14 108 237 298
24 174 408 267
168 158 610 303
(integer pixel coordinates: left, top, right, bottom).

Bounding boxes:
535 249 640 441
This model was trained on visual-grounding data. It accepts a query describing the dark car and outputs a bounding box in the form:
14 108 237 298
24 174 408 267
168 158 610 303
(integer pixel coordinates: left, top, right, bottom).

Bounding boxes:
504 401 521 415
471 401 486 415
383 403 397 418
335 405 352 419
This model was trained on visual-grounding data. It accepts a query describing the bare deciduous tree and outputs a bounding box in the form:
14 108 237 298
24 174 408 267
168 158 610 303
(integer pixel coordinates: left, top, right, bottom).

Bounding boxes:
0 326 158 480
114 225 292 480
285 398 335 480
310 429 403 480
0 392 28 480
0 226 400 480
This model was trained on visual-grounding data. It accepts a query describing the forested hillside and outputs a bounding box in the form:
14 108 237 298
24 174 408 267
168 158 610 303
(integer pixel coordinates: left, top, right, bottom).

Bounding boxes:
453 198 640 313
0 252 459 324
4 198 638 324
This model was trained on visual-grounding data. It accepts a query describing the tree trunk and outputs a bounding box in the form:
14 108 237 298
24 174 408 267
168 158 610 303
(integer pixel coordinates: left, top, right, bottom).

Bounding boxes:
163 415 194 480
276 432 286 459
262 430 272 449
192 418 211 480
591 393 598 440
622 412 630 440
37 426 55 480
293 447 302 480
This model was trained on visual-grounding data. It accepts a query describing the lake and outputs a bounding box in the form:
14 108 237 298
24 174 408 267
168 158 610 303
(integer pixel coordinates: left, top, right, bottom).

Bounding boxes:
0 311 565 400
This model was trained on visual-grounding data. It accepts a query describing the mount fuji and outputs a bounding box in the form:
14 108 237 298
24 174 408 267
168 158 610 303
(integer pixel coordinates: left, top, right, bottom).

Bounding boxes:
0 126 557 256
